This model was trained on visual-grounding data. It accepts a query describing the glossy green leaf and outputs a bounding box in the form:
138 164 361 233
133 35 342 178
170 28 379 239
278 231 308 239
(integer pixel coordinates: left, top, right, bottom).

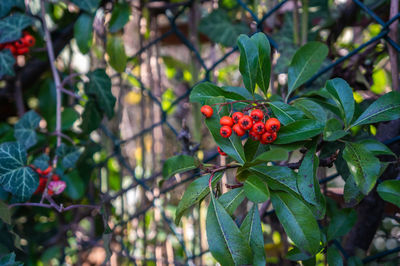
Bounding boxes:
206 193 253 265
0 13 32 44
238 34 258 95
342 142 380 195
244 148 288 168
343 176 364 206
81 99 102 133
243 138 260 161
268 101 306 126
251 165 299 194
350 91 400 128
327 208 357 241
325 78 354 127
71 0 100 13
293 98 326 123
106 35 127 73
323 118 348 142
190 82 246 105
222 86 263 100
0 142 38 202
274 119 324 144
162 155 197 180
287 42 328 100
85 69 115 119
286 247 313 261
251 32 271 95
244 175 269 203
0 49 15 78
240 204 266 266
56 143 83 169
61 107 79 130
0 200 11 224
198 9 249 47
14 110 41 149
327 246 343 266
377 180 400 207
108 2 131 32
74 13 93 54
175 173 223 224
270 191 321 255
219 187 245 216
357 139 396 157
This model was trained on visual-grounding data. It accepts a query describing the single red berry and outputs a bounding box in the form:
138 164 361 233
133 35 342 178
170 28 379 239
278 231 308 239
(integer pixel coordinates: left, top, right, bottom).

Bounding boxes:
217 147 227 156
249 131 261 141
14 39 26 49
220 116 234 127
265 118 281 132
238 115 253 130
220 126 232 138
232 124 246 136
232 112 244 123
201 105 213 118
22 34 35 47
261 131 277 144
250 109 264 122
252 121 265 135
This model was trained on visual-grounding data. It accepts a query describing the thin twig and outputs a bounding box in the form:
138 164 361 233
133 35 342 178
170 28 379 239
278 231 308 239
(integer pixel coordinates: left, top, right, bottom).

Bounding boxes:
388 0 399 91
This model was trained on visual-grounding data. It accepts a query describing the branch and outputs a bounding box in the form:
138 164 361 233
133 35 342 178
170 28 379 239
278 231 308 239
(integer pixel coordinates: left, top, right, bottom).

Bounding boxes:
285 149 339 169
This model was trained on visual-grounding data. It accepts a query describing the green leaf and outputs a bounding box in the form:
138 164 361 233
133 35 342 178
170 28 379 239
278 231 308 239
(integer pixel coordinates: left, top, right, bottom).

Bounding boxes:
162 155 197 180
108 2 131 33
251 165 299 194
70 0 100 13
56 143 83 169
222 86 264 101
377 180 400 207
64 170 85 200
14 110 41 149
81 99 102 133
343 176 364 206
244 175 269 203
0 13 33 44
268 101 306 126
175 173 223 225
0 50 15 78
204 97 246 164
243 138 260 161
244 148 288 168
251 32 271 95
219 187 245 215
287 42 328 100
0 142 38 202
238 34 258 95
327 246 343 266
286 247 313 261
357 139 396 157
0 252 23 266
270 190 321 255
327 208 357 241
74 13 93 54
325 78 354 127
85 69 116 119
240 204 266 266
0 0 25 18
323 118 348 142
106 35 127 73
198 9 249 47
350 91 400 128
0 200 11 224
61 107 79 130
342 142 381 195
190 82 246 105
206 193 253 265
293 98 326 123
274 119 324 144
32 154 50 171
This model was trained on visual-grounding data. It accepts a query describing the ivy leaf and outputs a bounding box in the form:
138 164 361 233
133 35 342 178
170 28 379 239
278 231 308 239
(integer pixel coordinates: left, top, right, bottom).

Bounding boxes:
219 187 245 215
190 82 246 105
0 13 33 44
327 208 357 241
198 9 249 47
0 252 23 266
108 2 131 33
274 119 324 144
106 35 127 73
0 0 25 18
237 34 258 95
81 99 102 133
342 142 381 195
323 118 348 142
293 98 326 123
270 190 321 255
32 154 50 171
287 42 328 101
56 143 83 169
85 69 116 119
240 204 266 266
357 139 396 157
269 101 306 126
377 180 400 207
74 13 93 54
350 91 400 128
0 200 11 224
0 142 38 202
325 78 354 127
244 175 270 203
70 0 100 14
162 155 197 180
14 110 41 149
0 49 15 78
206 192 253 265
251 32 271 95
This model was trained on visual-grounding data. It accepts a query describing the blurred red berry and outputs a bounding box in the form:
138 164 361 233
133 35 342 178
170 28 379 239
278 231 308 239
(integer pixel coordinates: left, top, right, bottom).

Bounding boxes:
232 112 244 123
261 131 277 144
217 146 227 156
265 118 281 132
220 126 232 138
238 115 253 130
232 124 246 136
201 105 213 118
249 131 260 141
220 116 233 127
252 121 265 134
250 109 264 122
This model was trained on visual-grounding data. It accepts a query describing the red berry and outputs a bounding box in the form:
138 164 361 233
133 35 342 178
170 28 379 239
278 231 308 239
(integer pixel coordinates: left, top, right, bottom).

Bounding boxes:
16 47 29 55
22 33 35 47
238 115 253 130
232 124 246 136
217 147 227 156
201 105 213 118
261 131 277 144
232 112 244 123
252 121 265 135
34 177 47 194
250 109 264 122
220 116 234 127
249 131 260 141
220 126 232 138
265 118 281 132
36 166 52 176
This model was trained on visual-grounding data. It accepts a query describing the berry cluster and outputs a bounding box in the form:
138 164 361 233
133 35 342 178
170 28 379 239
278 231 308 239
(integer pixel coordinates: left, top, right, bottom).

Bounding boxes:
0 31 35 57
30 165 66 196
